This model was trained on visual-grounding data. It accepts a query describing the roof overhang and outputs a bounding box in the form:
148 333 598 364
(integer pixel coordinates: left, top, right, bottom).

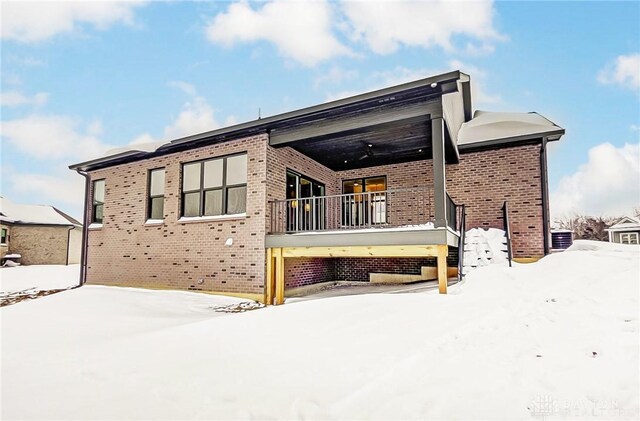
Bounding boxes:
70 71 470 172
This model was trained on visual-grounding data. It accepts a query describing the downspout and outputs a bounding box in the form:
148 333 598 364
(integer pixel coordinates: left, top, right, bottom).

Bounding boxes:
540 137 551 255
76 170 91 287
65 225 75 266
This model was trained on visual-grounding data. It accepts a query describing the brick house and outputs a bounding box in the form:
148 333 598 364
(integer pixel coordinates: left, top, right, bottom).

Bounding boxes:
70 71 564 303
0 197 82 265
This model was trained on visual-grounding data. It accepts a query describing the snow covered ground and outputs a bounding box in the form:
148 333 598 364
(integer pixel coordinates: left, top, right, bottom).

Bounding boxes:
1 241 638 419
0 264 80 294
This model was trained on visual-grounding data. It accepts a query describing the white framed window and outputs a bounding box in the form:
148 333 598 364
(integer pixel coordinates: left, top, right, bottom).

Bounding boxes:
148 168 165 220
181 153 247 217
620 232 639 244
92 179 105 224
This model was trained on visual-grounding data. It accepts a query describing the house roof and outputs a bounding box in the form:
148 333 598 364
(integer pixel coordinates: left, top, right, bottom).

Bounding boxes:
458 110 565 148
69 70 469 172
606 216 640 232
69 71 564 172
0 197 81 227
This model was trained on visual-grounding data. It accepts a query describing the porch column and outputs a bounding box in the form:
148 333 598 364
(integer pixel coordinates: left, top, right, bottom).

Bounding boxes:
432 117 447 228
274 248 285 305
437 245 448 294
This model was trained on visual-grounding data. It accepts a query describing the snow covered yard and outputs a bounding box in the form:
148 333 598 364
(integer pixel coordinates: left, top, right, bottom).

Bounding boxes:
1 241 638 420
0 264 80 306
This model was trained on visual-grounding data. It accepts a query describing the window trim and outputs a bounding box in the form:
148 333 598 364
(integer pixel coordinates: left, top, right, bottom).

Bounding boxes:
147 167 166 220
180 152 247 218
341 175 387 226
1 228 7 245
620 232 639 244
342 175 387 194
91 179 106 224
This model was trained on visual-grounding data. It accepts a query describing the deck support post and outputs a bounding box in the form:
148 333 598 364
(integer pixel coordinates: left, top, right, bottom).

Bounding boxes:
274 248 285 305
265 248 274 305
437 244 448 294
432 117 447 229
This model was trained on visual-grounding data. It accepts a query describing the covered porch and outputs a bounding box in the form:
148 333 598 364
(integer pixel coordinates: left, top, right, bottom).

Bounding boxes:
264 72 471 304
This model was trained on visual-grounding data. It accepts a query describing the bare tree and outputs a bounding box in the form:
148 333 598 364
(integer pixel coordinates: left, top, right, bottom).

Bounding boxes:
554 214 618 241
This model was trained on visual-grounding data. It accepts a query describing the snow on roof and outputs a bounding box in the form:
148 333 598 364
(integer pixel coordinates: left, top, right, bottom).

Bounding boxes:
606 216 640 232
0 197 81 227
101 141 169 160
457 110 563 145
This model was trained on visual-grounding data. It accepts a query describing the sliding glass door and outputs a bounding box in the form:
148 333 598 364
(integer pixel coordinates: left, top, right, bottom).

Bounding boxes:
286 170 326 231
342 176 386 227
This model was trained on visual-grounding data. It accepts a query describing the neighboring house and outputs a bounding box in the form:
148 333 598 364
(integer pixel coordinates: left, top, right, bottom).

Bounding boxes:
0 197 82 265
69 71 565 304
606 216 640 244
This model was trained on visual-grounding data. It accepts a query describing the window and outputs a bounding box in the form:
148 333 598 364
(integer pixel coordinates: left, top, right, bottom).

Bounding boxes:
620 232 639 245
148 168 165 220
342 176 387 226
92 179 105 224
286 170 325 231
181 154 247 217
1 228 7 245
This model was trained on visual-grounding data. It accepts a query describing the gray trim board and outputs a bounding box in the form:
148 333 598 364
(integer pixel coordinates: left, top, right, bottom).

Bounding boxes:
265 227 457 248
269 101 441 146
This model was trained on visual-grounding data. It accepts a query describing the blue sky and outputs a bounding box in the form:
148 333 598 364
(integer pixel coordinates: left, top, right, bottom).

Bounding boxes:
1 0 639 220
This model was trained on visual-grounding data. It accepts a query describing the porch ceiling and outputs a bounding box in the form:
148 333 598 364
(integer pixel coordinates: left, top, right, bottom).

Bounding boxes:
289 116 433 171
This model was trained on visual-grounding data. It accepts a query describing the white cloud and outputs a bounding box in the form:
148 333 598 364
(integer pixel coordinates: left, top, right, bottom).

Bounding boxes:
551 142 640 218
131 82 221 144
0 115 114 161
313 66 359 89
1 1 146 42
167 80 197 97
341 0 502 55
325 62 501 109
597 53 640 93
7 170 85 211
164 96 219 140
448 60 502 107
205 0 351 66
0 91 49 107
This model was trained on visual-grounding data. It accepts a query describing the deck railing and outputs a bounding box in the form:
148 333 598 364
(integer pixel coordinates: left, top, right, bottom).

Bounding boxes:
269 187 434 234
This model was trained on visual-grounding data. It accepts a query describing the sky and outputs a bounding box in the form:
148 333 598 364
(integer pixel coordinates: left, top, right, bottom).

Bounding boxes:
1 0 639 221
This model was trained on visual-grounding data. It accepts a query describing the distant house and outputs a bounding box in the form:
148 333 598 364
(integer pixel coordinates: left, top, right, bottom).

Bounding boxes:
0 197 82 265
606 216 640 245
69 71 565 304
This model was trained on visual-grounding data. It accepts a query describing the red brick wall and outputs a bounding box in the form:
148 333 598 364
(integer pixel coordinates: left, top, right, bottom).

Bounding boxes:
448 144 544 257
85 134 268 295
84 136 544 296
285 258 335 288
337 144 544 257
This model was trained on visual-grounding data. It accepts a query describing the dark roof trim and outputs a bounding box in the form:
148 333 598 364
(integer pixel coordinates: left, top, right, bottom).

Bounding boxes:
0 221 77 228
458 129 565 152
70 71 467 172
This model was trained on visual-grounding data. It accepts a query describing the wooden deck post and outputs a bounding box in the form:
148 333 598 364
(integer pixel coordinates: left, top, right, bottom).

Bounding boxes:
265 248 274 305
274 247 285 305
437 244 448 294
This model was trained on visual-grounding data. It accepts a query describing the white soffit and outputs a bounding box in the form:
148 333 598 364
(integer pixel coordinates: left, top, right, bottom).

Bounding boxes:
458 110 563 145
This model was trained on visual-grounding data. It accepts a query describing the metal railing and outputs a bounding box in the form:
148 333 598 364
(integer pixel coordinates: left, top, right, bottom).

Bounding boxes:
502 201 513 267
446 192 457 231
269 187 434 234
457 204 467 281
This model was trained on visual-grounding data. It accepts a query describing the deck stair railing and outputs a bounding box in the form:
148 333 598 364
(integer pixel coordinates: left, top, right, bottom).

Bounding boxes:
502 201 513 267
269 187 434 234
457 204 467 281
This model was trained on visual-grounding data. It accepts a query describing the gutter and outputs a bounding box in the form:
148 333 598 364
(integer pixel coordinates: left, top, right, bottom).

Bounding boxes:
540 137 551 255
65 225 75 266
75 170 91 287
